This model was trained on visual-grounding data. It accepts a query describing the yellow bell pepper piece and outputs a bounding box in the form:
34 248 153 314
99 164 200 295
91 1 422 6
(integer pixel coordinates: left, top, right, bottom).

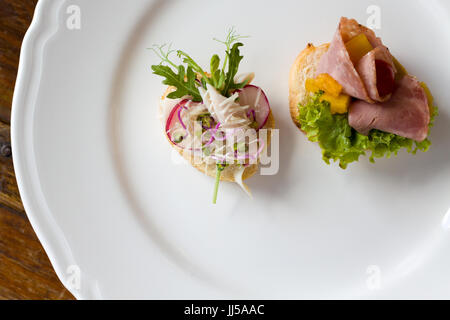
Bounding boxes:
305 73 343 97
321 93 351 114
345 34 373 64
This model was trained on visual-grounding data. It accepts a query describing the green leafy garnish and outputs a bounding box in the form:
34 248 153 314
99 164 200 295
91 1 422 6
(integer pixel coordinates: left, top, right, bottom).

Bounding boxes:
176 50 209 89
210 54 225 89
152 64 202 102
298 92 438 169
150 43 178 69
213 28 250 94
221 42 247 96
214 26 249 70
151 27 249 102
150 44 202 101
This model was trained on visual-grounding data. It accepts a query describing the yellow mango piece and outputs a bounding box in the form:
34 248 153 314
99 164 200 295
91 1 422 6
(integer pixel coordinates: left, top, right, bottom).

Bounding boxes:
393 56 408 81
315 74 343 97
305 74 343 97
305 78 321 94
345 34 374 64
321 93 351 114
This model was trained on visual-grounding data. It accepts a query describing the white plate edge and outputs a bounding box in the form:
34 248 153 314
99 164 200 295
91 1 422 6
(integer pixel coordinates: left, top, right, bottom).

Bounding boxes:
11 0 89 300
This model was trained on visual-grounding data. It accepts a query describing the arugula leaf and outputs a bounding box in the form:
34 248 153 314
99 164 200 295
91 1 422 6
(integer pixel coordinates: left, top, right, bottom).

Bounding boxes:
151 64 202 102
210 54 221 87
177 50 210 85
213 27 250 95
222 42 245 96
210 54 220 74
151 28 249 104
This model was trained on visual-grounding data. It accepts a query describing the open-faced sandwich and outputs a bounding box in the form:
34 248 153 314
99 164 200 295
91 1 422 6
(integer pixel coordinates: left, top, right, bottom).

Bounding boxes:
289 17 438 169
152 28 275 203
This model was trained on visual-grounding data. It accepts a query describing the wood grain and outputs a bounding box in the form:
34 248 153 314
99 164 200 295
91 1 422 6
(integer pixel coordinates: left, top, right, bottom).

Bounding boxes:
0 0 75 300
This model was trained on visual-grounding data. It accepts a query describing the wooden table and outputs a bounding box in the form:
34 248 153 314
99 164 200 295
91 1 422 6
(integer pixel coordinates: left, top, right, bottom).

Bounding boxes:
0 0 74 300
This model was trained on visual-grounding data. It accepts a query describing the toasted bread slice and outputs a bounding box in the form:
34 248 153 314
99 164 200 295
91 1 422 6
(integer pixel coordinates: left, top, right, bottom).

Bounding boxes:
160 87 275 182
289 43 329 129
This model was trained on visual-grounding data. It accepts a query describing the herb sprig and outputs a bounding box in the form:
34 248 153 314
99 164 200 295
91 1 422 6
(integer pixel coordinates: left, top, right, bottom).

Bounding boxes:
151 27 249 101
213 163 228 204
151 44 202 101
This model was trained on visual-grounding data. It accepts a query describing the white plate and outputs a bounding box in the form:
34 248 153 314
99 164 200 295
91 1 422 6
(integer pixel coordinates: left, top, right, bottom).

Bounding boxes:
12 0 450 299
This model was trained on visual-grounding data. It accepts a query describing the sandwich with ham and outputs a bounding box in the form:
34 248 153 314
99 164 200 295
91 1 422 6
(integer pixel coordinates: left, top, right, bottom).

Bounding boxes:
152 28 274 203
289 17 437 168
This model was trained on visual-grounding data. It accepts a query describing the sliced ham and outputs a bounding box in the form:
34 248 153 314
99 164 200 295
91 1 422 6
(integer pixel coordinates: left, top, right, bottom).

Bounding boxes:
356 46 395 102
316 18 371 101
339 17 382 47
316 17 395 103
348 75 430 142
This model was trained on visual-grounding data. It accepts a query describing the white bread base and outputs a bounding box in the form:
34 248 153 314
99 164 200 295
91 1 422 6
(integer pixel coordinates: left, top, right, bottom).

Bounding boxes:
289 43 329 129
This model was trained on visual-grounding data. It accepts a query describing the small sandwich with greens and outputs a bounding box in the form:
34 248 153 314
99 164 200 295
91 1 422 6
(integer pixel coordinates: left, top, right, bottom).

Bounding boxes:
152 28 275 203
289 17 437 169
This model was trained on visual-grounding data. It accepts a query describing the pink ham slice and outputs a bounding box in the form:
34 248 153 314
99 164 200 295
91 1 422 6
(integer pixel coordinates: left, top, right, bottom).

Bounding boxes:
356 46 395 102
316 18 371 101
348 75 430 142
316 17 395 103
339 17 382 47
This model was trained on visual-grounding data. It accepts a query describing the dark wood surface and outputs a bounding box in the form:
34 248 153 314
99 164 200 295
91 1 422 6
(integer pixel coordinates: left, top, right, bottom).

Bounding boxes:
0 0 75 300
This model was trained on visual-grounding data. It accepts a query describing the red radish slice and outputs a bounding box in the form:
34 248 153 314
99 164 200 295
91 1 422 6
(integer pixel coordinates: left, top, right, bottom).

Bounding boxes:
238 85 271 129
166 99 189 145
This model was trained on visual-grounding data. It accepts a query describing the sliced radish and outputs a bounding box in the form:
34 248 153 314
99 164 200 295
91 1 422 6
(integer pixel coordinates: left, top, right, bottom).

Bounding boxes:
166 99 189 146
238 85 271 129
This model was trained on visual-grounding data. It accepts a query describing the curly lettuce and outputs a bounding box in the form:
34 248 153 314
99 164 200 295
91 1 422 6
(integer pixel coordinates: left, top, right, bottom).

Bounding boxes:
298 92 438 169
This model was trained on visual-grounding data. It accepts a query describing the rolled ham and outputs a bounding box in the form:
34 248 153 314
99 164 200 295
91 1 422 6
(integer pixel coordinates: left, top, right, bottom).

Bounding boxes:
356 46 395 102
348 75 430 142
316 17 395 103
339 17 382 47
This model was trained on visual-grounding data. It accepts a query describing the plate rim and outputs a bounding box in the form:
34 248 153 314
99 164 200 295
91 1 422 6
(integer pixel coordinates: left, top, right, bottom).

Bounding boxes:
11 0 84 299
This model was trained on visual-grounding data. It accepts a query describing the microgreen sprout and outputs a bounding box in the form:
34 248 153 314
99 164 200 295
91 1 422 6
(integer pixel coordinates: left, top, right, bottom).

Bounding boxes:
214 26 249 52
214 26 249 70
149 43 178 69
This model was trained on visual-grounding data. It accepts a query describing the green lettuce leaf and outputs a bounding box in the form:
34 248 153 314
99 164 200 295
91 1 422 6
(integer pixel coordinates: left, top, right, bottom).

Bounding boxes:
298 92 438 169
